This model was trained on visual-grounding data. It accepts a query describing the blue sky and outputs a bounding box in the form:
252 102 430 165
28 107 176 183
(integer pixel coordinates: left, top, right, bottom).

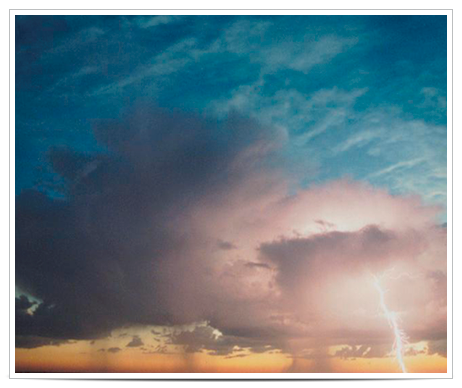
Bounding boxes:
16 15 447 215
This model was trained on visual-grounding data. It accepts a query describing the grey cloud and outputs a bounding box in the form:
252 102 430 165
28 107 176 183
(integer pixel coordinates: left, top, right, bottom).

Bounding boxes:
334 344 390 360
15 335 69 349
314 219 336 230
405 347 426 357
256 223 444 348
126 335 144 348
244 262 271 270
224 353 248 359
427 339 447 358
427 270 447 304
259 225 419 294
16 295 37 311
15 105 284 347
217 240 237 251
335 345 370 359
169 324 282 357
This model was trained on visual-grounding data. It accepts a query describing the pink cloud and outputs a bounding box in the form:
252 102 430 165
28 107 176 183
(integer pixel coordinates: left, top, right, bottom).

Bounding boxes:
178 179 446 360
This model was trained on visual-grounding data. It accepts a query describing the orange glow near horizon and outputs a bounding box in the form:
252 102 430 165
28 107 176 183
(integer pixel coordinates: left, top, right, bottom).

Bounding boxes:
15 341 447 373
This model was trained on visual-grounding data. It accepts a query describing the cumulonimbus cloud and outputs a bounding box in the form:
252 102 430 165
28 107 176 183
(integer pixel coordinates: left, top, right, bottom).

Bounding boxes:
15 105 446 363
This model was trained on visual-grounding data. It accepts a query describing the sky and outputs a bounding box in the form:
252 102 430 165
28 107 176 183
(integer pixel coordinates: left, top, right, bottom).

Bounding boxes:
15 15 447 374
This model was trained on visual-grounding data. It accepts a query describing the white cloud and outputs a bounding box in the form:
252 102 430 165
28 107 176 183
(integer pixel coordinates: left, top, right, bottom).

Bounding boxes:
134 15 185 29
90 38 197 96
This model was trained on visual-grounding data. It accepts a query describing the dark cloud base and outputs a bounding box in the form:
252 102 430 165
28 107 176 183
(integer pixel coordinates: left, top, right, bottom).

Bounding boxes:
15 105 283 348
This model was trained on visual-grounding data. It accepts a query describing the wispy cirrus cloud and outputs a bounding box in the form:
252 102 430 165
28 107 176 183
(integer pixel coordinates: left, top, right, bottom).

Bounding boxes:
134 15 186 29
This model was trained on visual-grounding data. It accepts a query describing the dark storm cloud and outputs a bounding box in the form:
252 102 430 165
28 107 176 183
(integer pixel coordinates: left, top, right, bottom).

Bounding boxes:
408 328 447 354
16 295 37 311
126 335 144 348
15 105 284 347
254 219 447 354
169 324 282 356
427 339 447 358
258 225 419 294
15 335 70 349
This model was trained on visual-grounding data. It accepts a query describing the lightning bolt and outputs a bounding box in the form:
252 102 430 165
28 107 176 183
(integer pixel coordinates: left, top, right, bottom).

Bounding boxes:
372 275 408 373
